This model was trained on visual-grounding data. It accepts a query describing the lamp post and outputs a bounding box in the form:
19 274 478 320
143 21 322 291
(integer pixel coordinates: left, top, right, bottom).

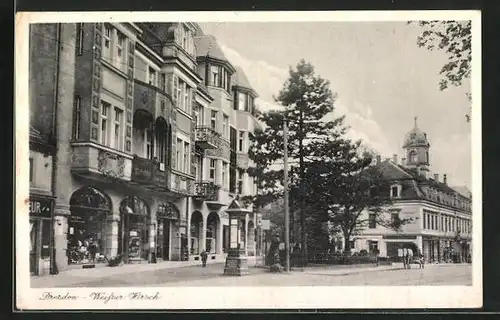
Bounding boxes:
283 119 290 272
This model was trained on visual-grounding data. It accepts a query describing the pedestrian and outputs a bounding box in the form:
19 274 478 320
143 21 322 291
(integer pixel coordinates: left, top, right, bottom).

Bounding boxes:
200 250 208 267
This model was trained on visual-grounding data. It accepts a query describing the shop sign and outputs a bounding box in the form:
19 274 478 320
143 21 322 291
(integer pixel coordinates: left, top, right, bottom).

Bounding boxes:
29 197 53 218
131 157 154 184
383 235 417 240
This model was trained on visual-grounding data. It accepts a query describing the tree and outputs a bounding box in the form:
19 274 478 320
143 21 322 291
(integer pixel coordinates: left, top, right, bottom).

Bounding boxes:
409 20 472 121
304 138 413 254
246 59 346 265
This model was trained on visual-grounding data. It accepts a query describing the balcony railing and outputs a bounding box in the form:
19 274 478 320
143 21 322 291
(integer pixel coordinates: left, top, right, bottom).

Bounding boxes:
194 181 220 201
195 126 220 149
130 155 169 189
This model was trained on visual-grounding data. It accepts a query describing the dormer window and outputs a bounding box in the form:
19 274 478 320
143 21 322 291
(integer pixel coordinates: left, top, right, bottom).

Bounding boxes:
390 185 400 198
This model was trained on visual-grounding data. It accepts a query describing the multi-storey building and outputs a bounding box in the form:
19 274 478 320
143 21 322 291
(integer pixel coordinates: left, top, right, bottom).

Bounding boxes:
28 22 261 275
351 119 473 263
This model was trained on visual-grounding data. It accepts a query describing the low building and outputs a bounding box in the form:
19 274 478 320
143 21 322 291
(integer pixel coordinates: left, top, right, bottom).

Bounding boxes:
352 118 472 263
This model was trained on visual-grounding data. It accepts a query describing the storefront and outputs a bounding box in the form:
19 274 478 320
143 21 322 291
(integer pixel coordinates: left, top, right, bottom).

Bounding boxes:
119 196 150 263
68 186 111 266
29 194 55 275
156 202 181 261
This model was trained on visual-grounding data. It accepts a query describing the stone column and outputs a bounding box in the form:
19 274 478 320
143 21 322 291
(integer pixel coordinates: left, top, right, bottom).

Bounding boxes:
53 204 70 272
216 216 223 254
216 159 223 187
244 214 249 256
52 23 77 273
105 212 120 258
200 216 207 253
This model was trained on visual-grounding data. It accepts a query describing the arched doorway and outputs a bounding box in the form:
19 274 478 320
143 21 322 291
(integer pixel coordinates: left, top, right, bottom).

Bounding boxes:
190 211 203 255
247 221 256 256
156 202 180 261
68 186 111 265
120 196 150 263
206 212 220 254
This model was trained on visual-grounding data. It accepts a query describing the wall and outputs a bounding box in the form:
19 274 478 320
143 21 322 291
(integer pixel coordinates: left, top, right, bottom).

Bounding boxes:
29 23 58 140
29 151 53 194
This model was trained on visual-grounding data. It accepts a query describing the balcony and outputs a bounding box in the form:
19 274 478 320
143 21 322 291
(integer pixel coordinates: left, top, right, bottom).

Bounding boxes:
193 181 220 201
130 155 169 191
168 170 195 196
70 143 133 182
195 126 219 150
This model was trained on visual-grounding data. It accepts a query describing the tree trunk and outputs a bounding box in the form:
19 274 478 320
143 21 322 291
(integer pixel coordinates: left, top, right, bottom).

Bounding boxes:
343 234 351 254
298 110 307 267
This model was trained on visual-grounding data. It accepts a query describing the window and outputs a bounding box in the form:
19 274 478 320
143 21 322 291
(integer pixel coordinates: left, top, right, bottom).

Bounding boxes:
409 151 418 163
391 212 400 225
176 139 183 172
29 158 33 182
113 107 123 150
368 214 376 229
210 111 217 130
238 169 244 194
117 31 125 59
238 92 246 111
145 129 153 159
222 162 228 188
211 66 219 86
102 24 112 61
76 23 84 55
100 101 111 146
72 96 81 140
238 131 245 152
390 186 399 198
104 24 111 48
149 67 156 86
349 241 355 249
160 73 166 92
222 115 229 138
183 83 190 113
183 142 190 174
209 159 216 181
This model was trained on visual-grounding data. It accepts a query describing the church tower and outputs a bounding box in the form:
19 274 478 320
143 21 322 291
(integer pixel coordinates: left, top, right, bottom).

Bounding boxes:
402 117 430 177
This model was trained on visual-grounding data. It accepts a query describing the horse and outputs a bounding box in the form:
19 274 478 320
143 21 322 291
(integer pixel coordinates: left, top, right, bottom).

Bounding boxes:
403 251 425 269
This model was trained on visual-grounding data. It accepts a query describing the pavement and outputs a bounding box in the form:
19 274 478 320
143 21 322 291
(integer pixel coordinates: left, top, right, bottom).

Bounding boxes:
30 259 472 288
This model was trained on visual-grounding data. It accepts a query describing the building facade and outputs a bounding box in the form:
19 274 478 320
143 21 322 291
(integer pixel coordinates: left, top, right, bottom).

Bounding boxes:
351 119 473 263
28 22 261 274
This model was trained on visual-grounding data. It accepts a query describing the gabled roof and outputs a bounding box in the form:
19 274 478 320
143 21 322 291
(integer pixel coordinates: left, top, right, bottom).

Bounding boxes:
377 160 414 181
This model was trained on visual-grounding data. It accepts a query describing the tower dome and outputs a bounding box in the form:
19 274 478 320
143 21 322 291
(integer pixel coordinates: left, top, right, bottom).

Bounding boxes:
403 117 430 148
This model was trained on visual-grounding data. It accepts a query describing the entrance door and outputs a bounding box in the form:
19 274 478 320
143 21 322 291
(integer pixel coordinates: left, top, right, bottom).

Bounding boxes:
30 220 38 274
163 219 170 260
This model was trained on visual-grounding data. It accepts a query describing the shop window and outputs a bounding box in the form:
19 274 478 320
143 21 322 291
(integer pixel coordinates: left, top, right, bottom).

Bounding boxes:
68 187 111 265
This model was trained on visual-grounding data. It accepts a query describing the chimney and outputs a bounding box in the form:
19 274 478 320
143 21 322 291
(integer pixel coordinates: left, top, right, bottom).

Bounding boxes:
401 157 406 166
392 154 398 163
376 155 381 164
434 173 439 181
443 174 447 185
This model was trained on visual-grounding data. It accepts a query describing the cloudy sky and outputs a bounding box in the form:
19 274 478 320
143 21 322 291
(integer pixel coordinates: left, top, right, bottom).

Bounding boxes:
198 21 472 189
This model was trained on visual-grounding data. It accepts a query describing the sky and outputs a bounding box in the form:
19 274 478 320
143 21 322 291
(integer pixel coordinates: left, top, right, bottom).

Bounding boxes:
198 21 472 189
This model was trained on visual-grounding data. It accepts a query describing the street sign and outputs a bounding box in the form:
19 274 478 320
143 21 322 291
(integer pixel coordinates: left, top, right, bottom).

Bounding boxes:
261 220 270 230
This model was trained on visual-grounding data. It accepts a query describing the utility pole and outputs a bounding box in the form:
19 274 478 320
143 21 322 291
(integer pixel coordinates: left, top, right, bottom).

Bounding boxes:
283 119 290 272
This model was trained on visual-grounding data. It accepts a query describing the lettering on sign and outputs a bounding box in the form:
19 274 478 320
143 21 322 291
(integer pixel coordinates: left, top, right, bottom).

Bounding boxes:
29 198 52 218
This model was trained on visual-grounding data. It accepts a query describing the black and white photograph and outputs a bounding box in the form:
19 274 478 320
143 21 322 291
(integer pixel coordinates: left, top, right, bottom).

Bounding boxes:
16 11 482 309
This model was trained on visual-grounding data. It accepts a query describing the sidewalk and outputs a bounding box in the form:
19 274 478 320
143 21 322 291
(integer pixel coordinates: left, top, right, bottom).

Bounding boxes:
30 258 226 288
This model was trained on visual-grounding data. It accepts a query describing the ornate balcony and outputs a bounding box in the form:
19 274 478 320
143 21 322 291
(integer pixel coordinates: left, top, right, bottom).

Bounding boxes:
168 171 195 196
195 126 220 150
193 181 220 201
130 155 169 191
70 143 133 182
